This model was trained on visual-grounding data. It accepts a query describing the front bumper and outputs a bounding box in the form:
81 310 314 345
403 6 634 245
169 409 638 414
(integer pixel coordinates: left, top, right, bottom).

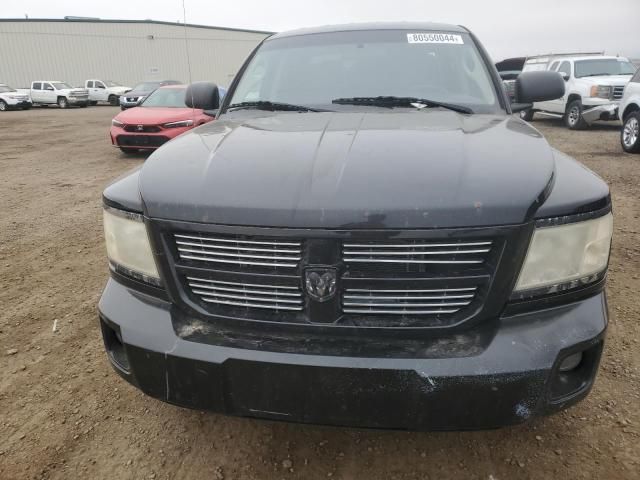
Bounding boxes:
110 126 189 149
98 278 607 430
5 100 32 108
68 96 89 105
582 103 619 125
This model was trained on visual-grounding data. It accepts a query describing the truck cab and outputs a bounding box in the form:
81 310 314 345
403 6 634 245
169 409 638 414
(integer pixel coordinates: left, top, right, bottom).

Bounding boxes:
85 79 131 106
30 81 89 108
519 53 637 129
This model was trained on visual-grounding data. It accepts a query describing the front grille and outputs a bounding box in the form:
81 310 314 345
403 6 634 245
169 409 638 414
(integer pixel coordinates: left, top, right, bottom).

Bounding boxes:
342 240 492 265
342 286 477 315
116 135 169 147
174 233 302 270
162 224 511 328
612 86 625 100
186 276 303 312
124 125 162 133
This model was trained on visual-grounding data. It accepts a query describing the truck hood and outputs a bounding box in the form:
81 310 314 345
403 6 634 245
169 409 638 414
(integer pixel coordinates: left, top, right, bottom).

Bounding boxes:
107 86 130 94
578 75 631 86
59 88 88 95
139 111 556 229
115 107 202 125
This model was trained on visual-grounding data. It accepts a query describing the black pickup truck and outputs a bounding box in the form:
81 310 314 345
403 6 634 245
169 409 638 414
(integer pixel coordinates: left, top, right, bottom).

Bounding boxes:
99 23 613 430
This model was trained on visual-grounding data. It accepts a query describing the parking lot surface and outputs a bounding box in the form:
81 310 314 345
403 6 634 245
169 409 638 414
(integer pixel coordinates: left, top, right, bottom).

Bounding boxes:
0 107 638 479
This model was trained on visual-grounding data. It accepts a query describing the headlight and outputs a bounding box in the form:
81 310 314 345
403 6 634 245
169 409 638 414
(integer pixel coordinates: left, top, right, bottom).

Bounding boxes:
163 119 194 128
112 119 124 127
103 207 161 286
514 213 612 295
590 85 612 99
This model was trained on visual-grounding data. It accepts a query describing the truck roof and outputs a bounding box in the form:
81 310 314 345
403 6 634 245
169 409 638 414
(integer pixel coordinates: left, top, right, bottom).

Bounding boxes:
270 22 468 40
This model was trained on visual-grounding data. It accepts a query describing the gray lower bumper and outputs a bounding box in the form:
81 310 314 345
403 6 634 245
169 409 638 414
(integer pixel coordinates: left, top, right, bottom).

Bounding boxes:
582 104 619 124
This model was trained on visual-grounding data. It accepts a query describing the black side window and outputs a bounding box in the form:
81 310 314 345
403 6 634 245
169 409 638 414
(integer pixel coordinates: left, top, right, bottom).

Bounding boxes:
87 81 94 88
558 61 571 78
549 61 560 71
33 82 42 90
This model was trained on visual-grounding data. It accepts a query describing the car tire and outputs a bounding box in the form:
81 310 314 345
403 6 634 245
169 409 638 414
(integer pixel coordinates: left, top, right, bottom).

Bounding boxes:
519 109 534 121
108 95 119 106
564 100 588 130
80 103 88 108
57 97 68 109
621 111 640 154
120 106 126 111
22 105 32 110
119 147 138 154
0 100 7 111
90 101 98 106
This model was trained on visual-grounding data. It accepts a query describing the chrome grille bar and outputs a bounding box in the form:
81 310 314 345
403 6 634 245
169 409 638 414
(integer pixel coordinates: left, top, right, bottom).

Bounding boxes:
174 233 302 269
342 286 478 316
175 234 300 247
343 240 492 265
187 276 303 311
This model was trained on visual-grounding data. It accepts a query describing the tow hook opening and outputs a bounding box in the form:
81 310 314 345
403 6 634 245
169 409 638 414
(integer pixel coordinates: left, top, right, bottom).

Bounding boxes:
100 317 131 373
549 341 603 402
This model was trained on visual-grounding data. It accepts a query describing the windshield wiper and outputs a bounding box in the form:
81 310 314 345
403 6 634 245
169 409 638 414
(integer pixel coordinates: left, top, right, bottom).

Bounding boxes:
227 101 324 112
332 96 473 114
578 73 614 78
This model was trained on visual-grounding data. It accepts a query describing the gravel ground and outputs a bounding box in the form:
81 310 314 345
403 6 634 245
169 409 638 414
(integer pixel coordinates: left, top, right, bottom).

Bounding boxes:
0 107 638 480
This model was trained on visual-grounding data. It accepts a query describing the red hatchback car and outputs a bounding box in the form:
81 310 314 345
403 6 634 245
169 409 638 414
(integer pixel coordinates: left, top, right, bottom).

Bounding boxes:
110 85 216 153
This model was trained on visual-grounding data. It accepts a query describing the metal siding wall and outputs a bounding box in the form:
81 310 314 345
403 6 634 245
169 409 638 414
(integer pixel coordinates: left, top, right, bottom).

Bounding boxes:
0 21 269 88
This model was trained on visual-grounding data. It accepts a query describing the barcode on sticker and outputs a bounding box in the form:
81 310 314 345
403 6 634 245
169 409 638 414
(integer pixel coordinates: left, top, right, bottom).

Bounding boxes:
407 33 464 44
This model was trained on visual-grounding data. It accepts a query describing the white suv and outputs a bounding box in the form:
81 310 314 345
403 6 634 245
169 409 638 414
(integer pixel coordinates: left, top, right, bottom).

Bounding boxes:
0 84 32 111
519 53 636 129
619 69 640 153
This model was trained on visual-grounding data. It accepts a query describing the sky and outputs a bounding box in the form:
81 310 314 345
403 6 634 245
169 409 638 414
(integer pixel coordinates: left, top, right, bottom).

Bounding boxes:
3 0 640 61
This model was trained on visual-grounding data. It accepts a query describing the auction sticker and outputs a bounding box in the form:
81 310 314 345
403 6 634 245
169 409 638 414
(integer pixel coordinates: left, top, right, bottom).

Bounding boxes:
407 33 464 44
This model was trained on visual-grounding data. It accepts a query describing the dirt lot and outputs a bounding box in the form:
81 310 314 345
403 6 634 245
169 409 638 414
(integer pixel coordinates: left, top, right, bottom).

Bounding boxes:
0 106 638 480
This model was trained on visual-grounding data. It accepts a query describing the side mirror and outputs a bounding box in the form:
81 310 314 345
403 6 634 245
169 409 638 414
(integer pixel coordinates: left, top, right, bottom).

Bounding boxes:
516 70 565 103
562 73 570 82
185 81 220 111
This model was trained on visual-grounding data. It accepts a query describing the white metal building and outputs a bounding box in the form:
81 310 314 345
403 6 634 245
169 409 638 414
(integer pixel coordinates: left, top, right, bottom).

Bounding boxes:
0 18 272 88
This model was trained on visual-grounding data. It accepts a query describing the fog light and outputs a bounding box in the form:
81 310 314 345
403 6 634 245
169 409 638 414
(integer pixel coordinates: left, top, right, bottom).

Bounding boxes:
559 352 583 372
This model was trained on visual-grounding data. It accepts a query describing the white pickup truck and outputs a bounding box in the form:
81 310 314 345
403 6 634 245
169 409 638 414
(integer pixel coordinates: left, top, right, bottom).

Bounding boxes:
519 53 636 129
84 79 131 106
0 84 32 111
30 81 90 108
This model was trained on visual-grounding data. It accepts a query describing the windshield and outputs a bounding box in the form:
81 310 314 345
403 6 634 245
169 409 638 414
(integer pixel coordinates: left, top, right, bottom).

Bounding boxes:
105 80 121 87
575 59 636 78
0 85 15 93
229 30 500 113
52 82 72 90
140 88 186 107
133 82 161 92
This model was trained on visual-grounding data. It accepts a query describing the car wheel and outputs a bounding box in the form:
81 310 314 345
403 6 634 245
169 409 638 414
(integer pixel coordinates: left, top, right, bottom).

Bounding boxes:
108 95 119 106
57 97 68 109
519 108 534 121
120 106 126 111
621 112 640 154
119 147 138 154
90 101 98 106
22 105 32 110
0 100 7 111
564 100 588 130
80 103 88 108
